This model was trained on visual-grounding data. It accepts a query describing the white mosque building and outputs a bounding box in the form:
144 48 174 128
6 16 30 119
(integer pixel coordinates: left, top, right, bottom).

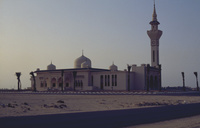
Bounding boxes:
30 4 162 91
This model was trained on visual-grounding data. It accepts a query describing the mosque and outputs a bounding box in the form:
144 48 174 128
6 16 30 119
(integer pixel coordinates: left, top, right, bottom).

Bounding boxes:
30 3 162 91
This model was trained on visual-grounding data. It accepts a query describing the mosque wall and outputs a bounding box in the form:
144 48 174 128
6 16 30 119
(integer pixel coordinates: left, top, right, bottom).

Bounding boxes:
148 68 161 90
91 71 132 91
132 65 147 90
32 67 160 91
74 71 92 91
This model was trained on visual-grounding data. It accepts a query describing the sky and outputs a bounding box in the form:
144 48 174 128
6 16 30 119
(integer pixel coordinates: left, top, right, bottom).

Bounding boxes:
0 0 200 89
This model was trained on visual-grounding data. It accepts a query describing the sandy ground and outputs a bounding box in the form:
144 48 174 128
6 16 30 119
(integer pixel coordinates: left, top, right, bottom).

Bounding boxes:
1 93 200 117
0 92 200 127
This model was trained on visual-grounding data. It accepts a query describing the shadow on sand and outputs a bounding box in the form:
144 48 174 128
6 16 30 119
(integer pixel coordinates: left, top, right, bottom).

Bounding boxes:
1 103 200 128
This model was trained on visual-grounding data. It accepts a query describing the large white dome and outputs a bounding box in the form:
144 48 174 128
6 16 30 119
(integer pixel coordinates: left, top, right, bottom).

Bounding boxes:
81 60 91 68
74 55 92 68
47 62 56 70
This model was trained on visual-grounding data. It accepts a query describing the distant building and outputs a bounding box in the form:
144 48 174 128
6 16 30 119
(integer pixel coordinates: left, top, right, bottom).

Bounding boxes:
30 3 162 91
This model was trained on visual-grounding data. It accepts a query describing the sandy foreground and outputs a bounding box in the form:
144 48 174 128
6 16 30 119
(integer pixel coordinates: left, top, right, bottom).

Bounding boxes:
0 92 200 127
1 93 200 117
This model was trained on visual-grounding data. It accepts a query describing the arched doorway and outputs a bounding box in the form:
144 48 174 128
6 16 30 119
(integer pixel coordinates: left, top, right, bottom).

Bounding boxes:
51 78 56 88
58 77 62 88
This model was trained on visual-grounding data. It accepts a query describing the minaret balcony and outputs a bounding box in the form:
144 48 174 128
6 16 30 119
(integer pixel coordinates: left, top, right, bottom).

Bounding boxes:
150 20 160 25
147 30 162 40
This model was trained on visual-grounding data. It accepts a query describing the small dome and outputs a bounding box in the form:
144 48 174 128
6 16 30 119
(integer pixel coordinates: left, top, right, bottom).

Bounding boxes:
47 62 56 70
109 63 118 71
81 61 91 68
74 55 92 68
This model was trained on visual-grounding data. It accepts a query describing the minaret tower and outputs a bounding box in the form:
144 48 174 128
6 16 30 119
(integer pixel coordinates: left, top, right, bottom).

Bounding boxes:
147 1 162 67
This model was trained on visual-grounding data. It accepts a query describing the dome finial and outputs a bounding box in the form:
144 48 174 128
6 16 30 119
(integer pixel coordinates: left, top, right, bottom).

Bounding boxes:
109 62 118 71
82 50 84 56
47 61 56 70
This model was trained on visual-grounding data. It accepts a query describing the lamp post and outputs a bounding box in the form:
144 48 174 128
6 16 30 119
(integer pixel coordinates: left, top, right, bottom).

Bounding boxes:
159 64 162 91
61 70 64 92
73 71 77 91
194 72 199 91
147 64 150 91
127 64 131 91
181 72 186 91
16 72 21 91
30 71 36 92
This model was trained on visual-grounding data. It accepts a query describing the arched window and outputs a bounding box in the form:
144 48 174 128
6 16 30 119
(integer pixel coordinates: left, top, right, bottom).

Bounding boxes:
108 75 110 86
105 75 107 86
58 77 62 87
78 80 80 87
44 81 47 87
112 75 114 86
51 78 56 87
100 75 103 90
65 83 69 87
81 80 83 87
91 76 93 86
115 75 117 86
40 82 44 87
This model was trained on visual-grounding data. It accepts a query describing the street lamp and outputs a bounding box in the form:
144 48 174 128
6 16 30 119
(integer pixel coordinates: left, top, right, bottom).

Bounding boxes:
194 72 199 91
127 64 131 91
159 64 162 91
16 72 21 91
147 64 150 91
73 71 77 91
30 71 36 92
181 72 186 91
61 70 64 92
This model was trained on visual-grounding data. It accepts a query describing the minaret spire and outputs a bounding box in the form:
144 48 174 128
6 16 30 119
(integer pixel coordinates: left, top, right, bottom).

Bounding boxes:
152 0 157 21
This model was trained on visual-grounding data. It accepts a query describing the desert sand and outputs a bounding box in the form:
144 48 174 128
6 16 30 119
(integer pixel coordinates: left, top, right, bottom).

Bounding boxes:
0 92 200 127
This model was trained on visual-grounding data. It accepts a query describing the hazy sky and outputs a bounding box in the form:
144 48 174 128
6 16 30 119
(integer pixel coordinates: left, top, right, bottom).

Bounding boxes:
0 0 200 89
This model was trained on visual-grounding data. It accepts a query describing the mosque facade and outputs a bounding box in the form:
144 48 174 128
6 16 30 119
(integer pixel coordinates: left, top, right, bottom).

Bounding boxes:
30 4 162 91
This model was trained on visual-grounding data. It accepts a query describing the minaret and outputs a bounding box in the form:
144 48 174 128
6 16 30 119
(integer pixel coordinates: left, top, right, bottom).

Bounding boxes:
147 1 162 67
